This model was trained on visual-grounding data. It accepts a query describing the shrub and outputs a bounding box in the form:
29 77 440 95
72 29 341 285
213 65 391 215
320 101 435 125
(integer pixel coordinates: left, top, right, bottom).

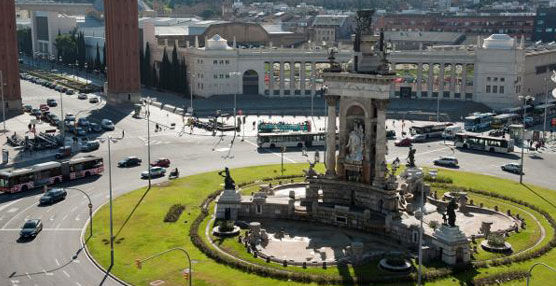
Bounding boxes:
424 174 453 184
163 204 185 222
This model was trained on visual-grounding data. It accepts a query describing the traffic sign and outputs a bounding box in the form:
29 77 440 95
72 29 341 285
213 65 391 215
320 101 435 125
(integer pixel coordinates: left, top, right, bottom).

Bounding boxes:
88 203 93 209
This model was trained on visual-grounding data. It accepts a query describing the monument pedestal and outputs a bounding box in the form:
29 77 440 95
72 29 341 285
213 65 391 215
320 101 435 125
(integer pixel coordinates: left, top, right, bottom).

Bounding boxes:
215 189 241 221
432 224 471 265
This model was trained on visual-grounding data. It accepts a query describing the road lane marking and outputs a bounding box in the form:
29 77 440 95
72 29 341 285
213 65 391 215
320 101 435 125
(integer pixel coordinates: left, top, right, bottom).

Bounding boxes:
7 208 19 213
75 215 80 221
1 202 37 230
73 259 80 263
55 258 60 266
42 269 53 276
56 223 61 228
46 207 54 213
0 215 4 221
23 215 29 222
70 207 78 212
25 273 31 279
61 214 68 221
243 139 297 163
49 215 55 221
62 270 70 278
414 146 451 156
0 200 22 212
76 282 83 286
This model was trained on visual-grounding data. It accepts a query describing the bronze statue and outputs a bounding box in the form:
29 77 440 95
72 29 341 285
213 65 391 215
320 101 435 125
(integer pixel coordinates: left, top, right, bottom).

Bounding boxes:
406 146 416 168
446 199 458 227
218 167 236 190
353 9 375 53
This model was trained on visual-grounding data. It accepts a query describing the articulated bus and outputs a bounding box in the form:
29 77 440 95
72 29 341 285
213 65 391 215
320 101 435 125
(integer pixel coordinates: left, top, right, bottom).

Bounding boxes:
0 155 104 193
257 131 327 148
454 132 514 153
491 113 519 129
464 112 495 132
410 123 454 139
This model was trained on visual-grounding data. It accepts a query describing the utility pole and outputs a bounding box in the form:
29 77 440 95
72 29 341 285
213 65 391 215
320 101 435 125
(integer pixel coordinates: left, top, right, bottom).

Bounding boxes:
147 98 152 188
107 136 114 267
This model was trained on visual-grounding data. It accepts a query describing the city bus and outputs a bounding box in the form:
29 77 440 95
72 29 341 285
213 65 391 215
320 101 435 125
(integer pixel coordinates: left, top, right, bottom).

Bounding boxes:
0 155 104 193
454 132 514 153
491 113 519 129
410 123 454 139
257 131 327 148
464 112 495 132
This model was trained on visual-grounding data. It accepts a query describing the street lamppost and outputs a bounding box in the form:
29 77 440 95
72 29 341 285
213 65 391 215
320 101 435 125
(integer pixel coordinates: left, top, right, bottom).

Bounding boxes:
526 262 556 286
75 60 79 82
229 71 242 137
145 97 153 188
518 95 534 184
187 72 195 115
64 187 94 237
98 135 120 267
84 62 88 86
135 247 193 286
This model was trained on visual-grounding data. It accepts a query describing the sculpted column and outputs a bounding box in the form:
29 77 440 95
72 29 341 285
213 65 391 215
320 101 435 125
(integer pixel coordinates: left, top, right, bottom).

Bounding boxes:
325 95 339 177
450 63 456 98
373 100 388 187
279 61 285 96
269 62 275 96
300 62 306 95
428 63 434 97
311 62 317 96
461 64 467 98
290 62 295 95
416 63 423 97
439 63 445 97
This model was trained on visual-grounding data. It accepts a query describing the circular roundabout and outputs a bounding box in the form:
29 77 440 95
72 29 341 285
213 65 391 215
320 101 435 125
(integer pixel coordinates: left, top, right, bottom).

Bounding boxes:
84 164 556 286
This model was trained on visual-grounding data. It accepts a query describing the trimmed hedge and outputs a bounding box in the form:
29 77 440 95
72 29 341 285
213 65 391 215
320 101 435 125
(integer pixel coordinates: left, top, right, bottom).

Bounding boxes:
471 270 529 286
163 204 186 222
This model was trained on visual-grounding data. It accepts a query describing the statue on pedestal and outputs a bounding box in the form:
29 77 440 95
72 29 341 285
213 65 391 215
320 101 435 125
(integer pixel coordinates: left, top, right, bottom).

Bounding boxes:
406 146 416 168
219 167 236 190
446 199 458 227
346 123 364 162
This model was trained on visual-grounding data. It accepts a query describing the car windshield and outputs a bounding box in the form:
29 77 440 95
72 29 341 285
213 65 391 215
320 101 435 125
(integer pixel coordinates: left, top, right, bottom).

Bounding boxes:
23 221 36 228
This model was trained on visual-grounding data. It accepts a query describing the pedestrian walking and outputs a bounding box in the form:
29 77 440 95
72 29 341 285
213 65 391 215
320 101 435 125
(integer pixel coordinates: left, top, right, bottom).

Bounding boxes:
122 130 125 138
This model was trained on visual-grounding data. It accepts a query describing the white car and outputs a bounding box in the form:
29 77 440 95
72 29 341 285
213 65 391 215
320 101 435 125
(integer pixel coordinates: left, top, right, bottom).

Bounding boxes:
77 93 88 100
89 96 99 103
501 163 523 174
65 113 76 121
433 156 459 167
410 134 427 143
141 166 166 179
101 119 115 130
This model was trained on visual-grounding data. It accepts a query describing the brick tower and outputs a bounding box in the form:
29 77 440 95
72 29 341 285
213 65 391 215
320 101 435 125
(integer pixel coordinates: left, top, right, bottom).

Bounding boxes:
103 0 141 104
0 0 22 113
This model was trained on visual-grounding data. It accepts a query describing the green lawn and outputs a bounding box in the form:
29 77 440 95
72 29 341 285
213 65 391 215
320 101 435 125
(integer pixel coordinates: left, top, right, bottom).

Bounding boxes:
86 164 555 286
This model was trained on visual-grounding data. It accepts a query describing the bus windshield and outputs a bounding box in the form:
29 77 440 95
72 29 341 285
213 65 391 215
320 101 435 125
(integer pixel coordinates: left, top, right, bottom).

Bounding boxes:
0 175 9 188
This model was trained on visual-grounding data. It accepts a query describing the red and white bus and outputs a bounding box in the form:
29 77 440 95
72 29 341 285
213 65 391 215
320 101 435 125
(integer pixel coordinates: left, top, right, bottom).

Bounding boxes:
0 155 104 193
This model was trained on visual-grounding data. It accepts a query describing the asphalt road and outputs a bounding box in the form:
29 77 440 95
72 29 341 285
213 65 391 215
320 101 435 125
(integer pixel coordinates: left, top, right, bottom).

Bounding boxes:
0 80 554 286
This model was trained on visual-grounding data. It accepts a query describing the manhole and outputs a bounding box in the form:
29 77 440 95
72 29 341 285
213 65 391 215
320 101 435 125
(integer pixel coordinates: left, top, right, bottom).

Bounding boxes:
149 280 165 286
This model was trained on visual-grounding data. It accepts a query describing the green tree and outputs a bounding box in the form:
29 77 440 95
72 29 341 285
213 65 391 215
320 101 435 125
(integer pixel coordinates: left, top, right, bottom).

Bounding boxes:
160 47 170 89
54 33 77 64
17 28 32 56
152 65 159 88
95 43 101 70
144 43 152 87
171 43 179 91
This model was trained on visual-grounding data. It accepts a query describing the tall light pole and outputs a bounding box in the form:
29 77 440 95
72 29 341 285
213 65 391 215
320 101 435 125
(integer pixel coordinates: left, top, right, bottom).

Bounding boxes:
526 262 556 286
230 72 242 136
187 72 195 115
146 97 152 188
0 70 6 133
518 95 534 184
65 187 93 237
135 247 193 286
99 135 119 266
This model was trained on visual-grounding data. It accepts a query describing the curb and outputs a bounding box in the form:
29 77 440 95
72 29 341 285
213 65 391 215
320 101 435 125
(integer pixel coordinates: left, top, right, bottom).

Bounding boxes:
80 200 131 286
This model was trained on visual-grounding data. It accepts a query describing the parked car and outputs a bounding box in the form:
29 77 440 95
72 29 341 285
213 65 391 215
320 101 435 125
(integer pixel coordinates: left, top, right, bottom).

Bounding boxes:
89 96 99 103
65 113 76 121
89 123 102 133
77 93 88 100
386 130 396 139
74 127 87 136
65 89 74 95
55 146 72 159
20 219 43 238
488 129 505 137
23 104 33 112
410 134 427 143
433 156 459 167
501 163 523 174
394 137 413 147
39 104 49 112
118 156 142 167
524 117 534 128
141 166 166 179
60 87 67 93
151 158 171 168
31 108 42 117
77 118 90 127
81 140 100 152
101 119 115 130
39 188 67 205
46 98 57 107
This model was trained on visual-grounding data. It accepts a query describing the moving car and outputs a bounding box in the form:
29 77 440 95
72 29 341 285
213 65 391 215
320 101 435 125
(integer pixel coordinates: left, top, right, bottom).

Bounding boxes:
151 158 171 168
77 118 90 127
501 163 523 174
141 166 166 179
39 188 67 205
394 137 412 147
31 108 42 117
81 140 100 152
65 89 74 95
118 156 142 167
65 113 76 121
101 119 115 130
77 93 88 100
74 127 87 136
433 156 459 167
23 104 33 112
89 96 99 103
55 146 72 159
89 123 102 133
46 98 58 107
20 219 43 238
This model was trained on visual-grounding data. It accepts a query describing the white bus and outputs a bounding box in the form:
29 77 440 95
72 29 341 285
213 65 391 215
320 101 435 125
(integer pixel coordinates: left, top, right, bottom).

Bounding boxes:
491 113 519 129
257 131 327 149
454 132 514 153
464 112 495 132
410 123 454 139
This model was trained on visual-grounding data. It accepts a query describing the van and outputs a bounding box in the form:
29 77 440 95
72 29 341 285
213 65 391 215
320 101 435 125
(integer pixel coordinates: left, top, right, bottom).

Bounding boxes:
442 126 462 139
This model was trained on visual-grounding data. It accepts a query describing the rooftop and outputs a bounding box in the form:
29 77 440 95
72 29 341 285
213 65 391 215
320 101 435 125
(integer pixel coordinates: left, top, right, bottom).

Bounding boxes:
312 14 350 27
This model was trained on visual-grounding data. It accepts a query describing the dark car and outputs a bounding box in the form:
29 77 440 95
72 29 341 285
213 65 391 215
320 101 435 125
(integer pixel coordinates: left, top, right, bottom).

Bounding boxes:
39 188 67 205
46 98 58 107
150 158 171 168
89 123 102 133
386 130 396 139
55 146 72 159
118 156 142 167
394 137 413 147
20 219 43 238
81 140 100 152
